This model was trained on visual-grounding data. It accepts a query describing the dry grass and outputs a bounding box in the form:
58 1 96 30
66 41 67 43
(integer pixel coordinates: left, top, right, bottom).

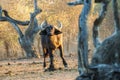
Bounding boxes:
0 0 80 59
0 0 117 59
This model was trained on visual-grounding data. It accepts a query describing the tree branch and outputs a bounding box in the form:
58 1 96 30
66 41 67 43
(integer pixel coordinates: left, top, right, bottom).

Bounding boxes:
113 0 120 31
67 0 84 6
92 1 110 48
25 0 42 36
0 18 24 38
0 6 2 17
34 0 38 11
0 9 30 25
10 23 24 38
0 7 24 39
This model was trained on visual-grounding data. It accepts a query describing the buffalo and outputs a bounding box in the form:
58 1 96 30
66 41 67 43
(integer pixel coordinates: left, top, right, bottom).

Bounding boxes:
39 20 68 71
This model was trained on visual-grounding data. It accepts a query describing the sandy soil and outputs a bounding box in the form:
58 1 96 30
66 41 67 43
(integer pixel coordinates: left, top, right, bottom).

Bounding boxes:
0 55 79 80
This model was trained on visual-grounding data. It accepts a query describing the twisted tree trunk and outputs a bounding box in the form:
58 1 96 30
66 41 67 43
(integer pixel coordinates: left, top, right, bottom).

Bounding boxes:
77 0 92 74
68 0 120 80
92 1 110 48
91 0 120 66
68 0 93 75
0 0 42 58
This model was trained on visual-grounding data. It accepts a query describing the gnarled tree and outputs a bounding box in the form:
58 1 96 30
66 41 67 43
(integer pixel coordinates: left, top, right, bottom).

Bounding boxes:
68 0 120 80
68 0 94 75
0 0 42 58
91 0 120 66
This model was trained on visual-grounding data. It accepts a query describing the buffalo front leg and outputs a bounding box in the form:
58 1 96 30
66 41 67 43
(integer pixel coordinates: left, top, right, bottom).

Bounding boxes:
49 49 55 71
59 46 68 67
43 48 48 69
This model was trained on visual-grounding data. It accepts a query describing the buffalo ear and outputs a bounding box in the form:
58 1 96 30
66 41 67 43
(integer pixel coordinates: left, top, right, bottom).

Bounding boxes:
54 29 62 35
39 30 47 35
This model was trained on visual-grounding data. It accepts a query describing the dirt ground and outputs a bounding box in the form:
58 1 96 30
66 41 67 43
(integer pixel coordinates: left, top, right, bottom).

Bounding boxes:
0 55 79 80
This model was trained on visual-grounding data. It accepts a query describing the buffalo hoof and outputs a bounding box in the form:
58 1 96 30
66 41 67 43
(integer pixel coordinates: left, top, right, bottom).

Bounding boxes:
63 61 68 68
64 64 68 68
49 67 56 71
44 67 56 72
63 62 68 68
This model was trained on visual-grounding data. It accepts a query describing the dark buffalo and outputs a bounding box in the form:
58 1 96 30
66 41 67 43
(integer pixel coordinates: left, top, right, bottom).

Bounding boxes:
39 20 68 71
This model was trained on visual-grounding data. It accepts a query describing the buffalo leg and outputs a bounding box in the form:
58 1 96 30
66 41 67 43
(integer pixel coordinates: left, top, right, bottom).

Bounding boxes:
43 48 48 68
59 46 68 67
49 49 55 70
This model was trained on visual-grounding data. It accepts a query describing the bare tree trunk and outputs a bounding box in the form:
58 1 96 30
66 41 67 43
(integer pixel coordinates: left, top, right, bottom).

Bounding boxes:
68 0 120 80
0 0 42 58
68 0 93 75
77 0 91 74
81 0 120 80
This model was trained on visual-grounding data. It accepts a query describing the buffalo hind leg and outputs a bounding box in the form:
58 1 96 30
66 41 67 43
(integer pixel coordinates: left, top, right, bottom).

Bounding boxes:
59 45 68 67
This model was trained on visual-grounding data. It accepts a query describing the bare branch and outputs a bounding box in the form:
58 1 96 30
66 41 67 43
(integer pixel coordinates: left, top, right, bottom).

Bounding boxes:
0 6 2 17
3 10 30 25
92 1 111 48
0 9 30 25
34 0 37 11
10 23 24 38
25 0 42 36
67 0 84 6
0 7 24 39
0 9 23 37
113 0 120 31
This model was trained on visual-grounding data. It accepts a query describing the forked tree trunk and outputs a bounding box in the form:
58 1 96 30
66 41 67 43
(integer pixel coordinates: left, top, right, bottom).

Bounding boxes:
91 0 120 66
68 0 120 80
92 1 110 48
0 0 42 58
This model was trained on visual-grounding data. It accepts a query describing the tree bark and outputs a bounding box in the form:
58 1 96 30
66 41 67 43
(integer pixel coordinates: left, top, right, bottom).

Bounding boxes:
68 0 120 80
92 1 110 48
77 0 92 74
0 0 42 58
80 0 120 79
91 0 120 66
67 0 84 6
68 0 93 74
113 0 120 31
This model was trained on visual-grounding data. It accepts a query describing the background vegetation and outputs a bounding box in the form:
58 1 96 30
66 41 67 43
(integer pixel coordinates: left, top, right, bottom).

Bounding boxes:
0 0 120 60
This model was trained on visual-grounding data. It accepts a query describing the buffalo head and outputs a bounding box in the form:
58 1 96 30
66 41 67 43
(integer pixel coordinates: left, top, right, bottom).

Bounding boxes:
39 20 62 36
